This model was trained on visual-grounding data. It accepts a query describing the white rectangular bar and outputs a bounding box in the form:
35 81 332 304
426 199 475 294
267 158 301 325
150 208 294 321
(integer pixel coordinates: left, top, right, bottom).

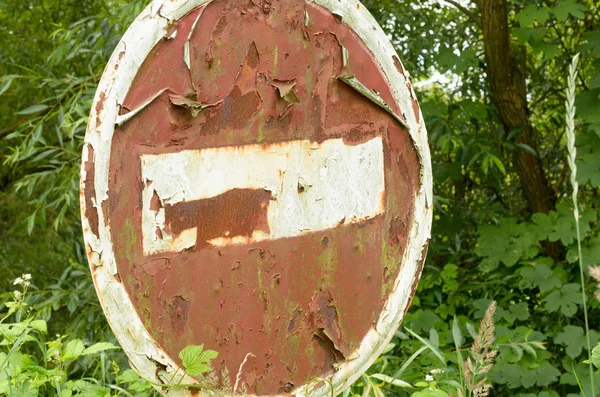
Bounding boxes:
140 136 385 255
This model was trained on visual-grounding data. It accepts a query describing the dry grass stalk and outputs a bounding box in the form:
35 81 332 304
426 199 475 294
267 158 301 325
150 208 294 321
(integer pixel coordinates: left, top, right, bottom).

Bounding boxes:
462 301 497 397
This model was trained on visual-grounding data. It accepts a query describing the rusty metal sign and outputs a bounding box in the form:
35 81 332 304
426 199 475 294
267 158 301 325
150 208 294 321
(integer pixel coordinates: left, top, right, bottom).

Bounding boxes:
80 0 432 395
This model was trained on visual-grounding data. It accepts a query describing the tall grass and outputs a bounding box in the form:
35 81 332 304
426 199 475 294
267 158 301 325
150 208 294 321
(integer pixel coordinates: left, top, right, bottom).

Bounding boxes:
565 52 595 396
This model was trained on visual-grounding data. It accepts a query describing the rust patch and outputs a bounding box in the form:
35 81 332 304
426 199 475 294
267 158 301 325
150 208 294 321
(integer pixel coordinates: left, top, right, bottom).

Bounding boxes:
95 91 107 128
168 295 190 334
392 55 405 76
388 216 406 246
141 258 170 277
287 307 302 335
306 290 349 359
164 188 272 250
83 145 99 238
403 241 429 317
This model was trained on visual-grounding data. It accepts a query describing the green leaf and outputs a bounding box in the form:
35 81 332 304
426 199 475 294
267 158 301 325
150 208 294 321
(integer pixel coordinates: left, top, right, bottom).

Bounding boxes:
30 320 47 334
567 236 600 268
178 345 218 376
82 342 119 356
16 104 49 116
555 325 585 358
370 374 413 388
519 263 561 293
404 328 446 365
588 343 600 368
535 363 561 387
62 339 85 360
117 369 140 383
515 5 550 26
0 77 13 97
580 30 600 58
577 131 600 187
543 283 580 317
26 212 36 236
411 390 448 397
452 316 464 346
552 0 587 21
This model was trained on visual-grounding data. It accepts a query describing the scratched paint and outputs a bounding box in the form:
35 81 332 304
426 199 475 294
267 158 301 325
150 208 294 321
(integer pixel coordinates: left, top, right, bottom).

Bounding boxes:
81 0 433 396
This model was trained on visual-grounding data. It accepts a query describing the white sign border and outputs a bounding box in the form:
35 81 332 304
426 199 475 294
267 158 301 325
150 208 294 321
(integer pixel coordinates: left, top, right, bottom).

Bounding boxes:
80 0 433 395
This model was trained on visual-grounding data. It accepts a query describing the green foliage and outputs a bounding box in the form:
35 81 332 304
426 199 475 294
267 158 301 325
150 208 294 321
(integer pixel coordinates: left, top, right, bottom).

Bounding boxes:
179 345 219 377
0 275 154 396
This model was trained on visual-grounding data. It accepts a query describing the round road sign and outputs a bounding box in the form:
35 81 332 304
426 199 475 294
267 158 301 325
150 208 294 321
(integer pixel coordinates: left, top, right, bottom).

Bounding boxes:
80 0 433 395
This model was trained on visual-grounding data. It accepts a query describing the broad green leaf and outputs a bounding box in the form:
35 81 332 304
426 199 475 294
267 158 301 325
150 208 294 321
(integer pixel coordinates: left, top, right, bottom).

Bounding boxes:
555 325 585 358
535 363 561 386
579 30 600 58
16 104 49 116
518 263 561 293
552 0 587 21
30 320 47 334
62 339 85 359
577 131 600 187
515 5 550 26
178 344 218 376
567 236 600 267
82 342 119 355
588 343 600 368
543 283 580 317
117 369 140 383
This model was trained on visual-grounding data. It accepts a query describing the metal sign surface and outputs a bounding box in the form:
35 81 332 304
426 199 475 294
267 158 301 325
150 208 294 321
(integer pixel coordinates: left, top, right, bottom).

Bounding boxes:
80 0 432 395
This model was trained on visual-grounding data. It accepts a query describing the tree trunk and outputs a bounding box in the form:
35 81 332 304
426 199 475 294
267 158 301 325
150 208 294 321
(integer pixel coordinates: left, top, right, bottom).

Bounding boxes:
476 0 561 258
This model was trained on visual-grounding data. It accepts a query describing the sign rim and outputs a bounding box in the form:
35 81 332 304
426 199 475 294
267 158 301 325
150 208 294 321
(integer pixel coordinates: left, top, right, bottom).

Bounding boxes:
80 0 433 395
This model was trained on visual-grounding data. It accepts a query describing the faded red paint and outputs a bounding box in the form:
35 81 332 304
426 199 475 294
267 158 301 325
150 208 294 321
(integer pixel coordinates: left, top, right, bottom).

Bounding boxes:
102 0 423 394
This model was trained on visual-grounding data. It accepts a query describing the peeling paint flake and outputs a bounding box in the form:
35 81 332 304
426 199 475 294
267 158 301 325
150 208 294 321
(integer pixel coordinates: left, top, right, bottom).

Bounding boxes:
338 75 410 131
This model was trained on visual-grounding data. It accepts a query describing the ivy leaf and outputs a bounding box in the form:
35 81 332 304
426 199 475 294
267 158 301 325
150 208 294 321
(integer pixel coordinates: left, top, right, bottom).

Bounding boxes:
543 284 581 317
179 345 219 376
552 0 587 21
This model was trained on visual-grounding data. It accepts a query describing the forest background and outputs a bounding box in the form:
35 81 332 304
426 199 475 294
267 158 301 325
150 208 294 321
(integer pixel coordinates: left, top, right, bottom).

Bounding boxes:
1 0 600 396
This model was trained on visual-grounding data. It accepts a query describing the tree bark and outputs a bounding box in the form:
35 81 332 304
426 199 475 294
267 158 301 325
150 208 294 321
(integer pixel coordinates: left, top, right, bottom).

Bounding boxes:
476 0 561 258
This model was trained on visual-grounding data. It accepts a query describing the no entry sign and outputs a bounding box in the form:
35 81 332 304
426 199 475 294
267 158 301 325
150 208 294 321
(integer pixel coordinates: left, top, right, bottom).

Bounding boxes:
80 0 432 395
